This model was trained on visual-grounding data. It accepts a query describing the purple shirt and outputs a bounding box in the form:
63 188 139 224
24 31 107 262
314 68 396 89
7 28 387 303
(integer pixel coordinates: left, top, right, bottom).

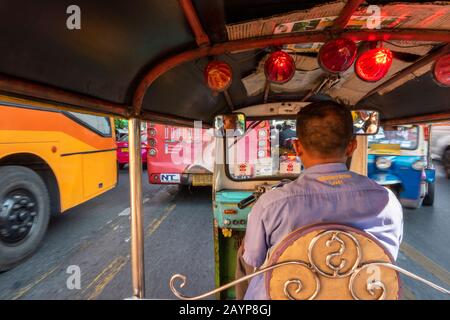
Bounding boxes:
243 163 403 300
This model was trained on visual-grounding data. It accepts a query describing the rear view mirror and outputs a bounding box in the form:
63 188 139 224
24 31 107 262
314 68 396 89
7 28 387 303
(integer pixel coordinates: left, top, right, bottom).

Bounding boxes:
214 113 246 137
352 110 380 135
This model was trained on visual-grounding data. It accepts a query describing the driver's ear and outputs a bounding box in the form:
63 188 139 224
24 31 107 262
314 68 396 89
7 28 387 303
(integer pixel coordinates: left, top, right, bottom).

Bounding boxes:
292 139 303 156
346 137 358 157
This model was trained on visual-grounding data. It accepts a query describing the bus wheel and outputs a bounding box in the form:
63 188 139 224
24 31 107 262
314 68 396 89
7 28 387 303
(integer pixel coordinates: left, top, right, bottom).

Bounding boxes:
0 166 50 272
423 182 435 206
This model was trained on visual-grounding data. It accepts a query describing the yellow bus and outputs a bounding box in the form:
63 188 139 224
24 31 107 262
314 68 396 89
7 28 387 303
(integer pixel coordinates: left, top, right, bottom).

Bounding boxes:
0 104 117 271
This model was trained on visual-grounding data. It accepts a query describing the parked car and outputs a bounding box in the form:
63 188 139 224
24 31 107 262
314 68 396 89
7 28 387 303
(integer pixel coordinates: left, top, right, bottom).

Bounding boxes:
116 133 149 169
431 123 450 179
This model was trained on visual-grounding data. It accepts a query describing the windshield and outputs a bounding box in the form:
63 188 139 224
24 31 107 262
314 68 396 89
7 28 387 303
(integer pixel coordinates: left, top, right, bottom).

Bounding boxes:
368 126 419 150
226 119 301 180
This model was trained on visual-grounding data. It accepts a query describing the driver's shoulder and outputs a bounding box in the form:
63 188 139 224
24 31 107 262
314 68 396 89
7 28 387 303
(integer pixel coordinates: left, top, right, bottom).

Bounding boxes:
254 171 388 213
350 171 388 191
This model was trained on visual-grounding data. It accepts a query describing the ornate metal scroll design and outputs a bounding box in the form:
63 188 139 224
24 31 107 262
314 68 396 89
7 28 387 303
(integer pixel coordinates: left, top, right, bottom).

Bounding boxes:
169 229 450 300
284 279 303 300
349 262 450 300
283 273 321 300
308 230 361 278
170 260 319 300
282 261 321 300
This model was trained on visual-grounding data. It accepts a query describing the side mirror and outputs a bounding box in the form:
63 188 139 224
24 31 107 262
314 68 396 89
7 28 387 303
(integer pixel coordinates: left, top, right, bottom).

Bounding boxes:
214 113 246 137
352 110 380 135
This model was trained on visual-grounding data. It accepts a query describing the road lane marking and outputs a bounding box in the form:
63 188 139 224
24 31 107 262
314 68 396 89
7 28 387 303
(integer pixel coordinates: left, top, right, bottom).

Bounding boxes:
145 204 176 238
118 198 150 217
400 242 450 288
118 208 130 216
12 265 60 300
84 198 176 298
83 256 128 300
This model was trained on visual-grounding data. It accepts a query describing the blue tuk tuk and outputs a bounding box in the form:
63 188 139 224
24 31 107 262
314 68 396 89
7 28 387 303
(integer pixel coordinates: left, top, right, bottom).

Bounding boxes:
368 125 436 209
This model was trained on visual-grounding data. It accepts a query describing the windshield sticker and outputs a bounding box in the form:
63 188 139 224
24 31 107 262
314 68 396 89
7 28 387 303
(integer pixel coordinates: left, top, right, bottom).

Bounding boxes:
255 162 273 177
233 163 252 177
280 161 301 174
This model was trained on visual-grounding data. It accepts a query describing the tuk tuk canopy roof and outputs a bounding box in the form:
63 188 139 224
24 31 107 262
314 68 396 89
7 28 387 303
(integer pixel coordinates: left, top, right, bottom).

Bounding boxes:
0 0 449 126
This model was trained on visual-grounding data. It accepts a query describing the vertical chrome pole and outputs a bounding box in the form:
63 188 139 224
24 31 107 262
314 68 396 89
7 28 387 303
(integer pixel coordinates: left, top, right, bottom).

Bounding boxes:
128 117 145 298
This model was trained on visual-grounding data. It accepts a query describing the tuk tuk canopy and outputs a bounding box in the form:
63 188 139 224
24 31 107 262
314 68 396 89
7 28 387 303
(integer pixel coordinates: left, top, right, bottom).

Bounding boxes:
0 0 449 126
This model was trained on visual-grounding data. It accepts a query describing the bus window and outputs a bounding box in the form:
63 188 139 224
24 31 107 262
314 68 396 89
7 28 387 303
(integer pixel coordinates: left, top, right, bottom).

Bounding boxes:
66 112 112 137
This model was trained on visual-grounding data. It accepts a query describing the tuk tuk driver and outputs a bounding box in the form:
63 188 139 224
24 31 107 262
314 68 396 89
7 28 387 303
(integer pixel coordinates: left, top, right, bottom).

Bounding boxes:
236 101 403 300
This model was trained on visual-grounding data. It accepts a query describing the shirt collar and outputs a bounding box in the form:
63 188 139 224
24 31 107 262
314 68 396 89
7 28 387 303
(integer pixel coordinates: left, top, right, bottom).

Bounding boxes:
302 162 348 175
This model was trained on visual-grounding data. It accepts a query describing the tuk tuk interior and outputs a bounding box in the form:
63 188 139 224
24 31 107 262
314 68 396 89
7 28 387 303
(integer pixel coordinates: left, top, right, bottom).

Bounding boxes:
0 0 449 299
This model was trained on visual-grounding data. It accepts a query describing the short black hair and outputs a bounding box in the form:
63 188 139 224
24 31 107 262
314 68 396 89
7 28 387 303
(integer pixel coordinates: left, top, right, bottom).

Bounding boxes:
296 101 354 157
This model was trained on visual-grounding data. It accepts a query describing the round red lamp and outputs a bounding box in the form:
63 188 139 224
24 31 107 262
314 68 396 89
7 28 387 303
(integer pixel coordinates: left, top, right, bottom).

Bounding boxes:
204 61 232 92
355 47 393 82
264 51 296 84
433 53 450 87
319 38 357 73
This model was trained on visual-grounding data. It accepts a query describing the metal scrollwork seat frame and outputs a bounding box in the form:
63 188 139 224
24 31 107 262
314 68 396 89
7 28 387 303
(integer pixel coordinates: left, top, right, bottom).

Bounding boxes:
170 224 450 300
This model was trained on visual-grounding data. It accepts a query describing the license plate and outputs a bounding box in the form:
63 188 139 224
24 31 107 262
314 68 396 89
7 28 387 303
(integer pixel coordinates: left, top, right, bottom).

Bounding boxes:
121 148 128 153
160 173 180 183
192 174 212 186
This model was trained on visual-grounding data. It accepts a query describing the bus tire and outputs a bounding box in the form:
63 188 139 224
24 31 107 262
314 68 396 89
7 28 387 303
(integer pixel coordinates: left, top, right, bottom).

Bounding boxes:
423 182 435 206
0 166 50 272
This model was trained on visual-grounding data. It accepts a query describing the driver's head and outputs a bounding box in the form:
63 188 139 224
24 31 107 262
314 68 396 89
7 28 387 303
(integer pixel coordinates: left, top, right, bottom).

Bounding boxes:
293 101 357 168
223 115 234 129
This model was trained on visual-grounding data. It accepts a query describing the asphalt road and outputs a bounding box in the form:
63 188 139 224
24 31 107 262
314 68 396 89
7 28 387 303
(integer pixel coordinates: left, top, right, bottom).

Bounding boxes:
0 165 449 300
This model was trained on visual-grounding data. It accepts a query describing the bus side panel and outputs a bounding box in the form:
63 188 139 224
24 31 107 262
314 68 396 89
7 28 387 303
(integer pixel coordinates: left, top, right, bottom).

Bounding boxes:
57 131 116 212
82 150 117 199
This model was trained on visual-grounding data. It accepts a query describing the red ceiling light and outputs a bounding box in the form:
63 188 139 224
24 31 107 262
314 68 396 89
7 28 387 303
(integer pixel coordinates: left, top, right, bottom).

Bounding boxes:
204 60 232 92
264 51 296 84
433 53 450 87
355 47 393 82
319 38 357 73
